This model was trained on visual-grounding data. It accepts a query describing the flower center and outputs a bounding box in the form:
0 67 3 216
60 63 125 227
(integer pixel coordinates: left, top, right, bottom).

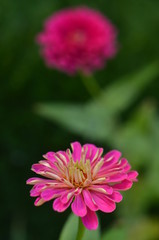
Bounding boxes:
67 159 92 187
69 30 86 45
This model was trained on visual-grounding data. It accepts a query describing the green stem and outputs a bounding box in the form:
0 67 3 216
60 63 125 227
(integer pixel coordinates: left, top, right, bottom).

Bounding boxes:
79 73 101 99
76 218 85 240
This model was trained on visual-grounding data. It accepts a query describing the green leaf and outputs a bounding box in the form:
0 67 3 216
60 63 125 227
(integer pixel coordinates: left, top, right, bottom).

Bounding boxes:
83 226 100 240
59 213 100 240
35 103 115 141
36 63 159 141
92 62 159 115
59 214 78 240
110 101 157 166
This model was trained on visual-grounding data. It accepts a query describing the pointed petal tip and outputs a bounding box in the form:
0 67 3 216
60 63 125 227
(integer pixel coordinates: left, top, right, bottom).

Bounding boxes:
26 178 37 185
105 149 122 160
43 151 56 161
128 170 139 181
34 197 45 206
71 142 82 162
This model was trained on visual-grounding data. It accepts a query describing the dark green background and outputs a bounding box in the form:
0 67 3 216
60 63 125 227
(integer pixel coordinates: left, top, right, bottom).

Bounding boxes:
1 0 159 239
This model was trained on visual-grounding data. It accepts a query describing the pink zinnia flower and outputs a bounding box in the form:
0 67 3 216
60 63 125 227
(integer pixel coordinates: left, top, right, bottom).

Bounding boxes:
27 142 138 230
36 7 118 74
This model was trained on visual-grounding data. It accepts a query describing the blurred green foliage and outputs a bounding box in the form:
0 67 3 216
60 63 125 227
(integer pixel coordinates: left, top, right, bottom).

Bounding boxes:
36 63 158 141
59 213 100 240
1 0 159 239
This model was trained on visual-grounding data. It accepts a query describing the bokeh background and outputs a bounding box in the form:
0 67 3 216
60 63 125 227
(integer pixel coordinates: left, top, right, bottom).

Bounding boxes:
1 0 159 239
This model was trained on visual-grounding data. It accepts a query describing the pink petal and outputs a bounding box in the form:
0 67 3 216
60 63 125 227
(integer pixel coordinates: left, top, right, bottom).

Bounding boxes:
26 177 44 185
116 158 128 168
31 163 58 174
101 185 113 194
41 188 67 201
41 160 61 173
82 189 98 211
39 160 55 168
71 194 87 217
106 173 127 182
71 142 82 162
53 197 73 212
56 151 70 163
31 164 62 181
106 191 123 203
102 150 121 169
112 179 133 191
127 171 138 181
30 184 46 197
41 189 57 201
89 185 113 195
43 151 56 162
90 191 116 213
81 208 98 230
83 144 103 162
123 163 131 171
31 164 46 173
60 190 75 203
34 197 45 206
109 158 130 172
26 177 59 185
30 189 40 197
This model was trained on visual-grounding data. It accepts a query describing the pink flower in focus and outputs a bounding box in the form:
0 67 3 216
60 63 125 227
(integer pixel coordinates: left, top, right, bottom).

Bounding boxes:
36 7 118 74
27 142 138 230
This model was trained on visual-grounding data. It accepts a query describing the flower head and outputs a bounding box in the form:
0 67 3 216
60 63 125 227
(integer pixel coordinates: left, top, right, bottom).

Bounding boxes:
27 142 138 230
36 7 118 74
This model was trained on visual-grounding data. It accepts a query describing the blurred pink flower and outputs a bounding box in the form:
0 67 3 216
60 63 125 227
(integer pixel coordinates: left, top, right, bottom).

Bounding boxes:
27 142 138 230
36 7 118 74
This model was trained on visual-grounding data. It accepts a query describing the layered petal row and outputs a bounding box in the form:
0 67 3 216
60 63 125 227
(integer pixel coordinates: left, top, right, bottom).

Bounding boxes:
27 141 138 230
